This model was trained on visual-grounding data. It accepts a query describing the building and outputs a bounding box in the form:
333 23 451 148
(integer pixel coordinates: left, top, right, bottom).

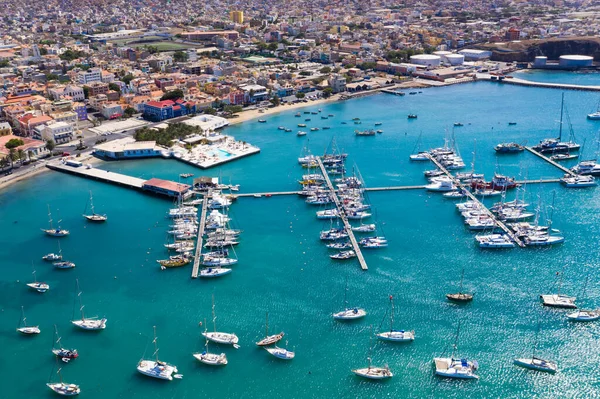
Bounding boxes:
505 28 521 41
458 49 492 61
18 114 53 136
94 137 162 159
230 10 244 24
86 82 109 97
143 99 197 122
63 85 85 101
182 115 230 131
328 74 347 93
0 134 48 159
49 111 77 127
33 121 73 144
0 121 12 135
76 68 103 85
238 84 268 103
181 31 239 42
73 102 88 121
101 103 123 120
228 90 245 105
142 178 191 198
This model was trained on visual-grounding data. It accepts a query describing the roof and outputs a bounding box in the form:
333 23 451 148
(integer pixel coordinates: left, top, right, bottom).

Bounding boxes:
145 100 176 108
143 178 190 194
0 134 46 156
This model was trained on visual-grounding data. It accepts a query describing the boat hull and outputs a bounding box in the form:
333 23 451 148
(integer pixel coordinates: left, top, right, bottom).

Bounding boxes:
47 383 80 396
71 318 107 330
514 358 557 373
256 332 284 346
377 331 415 342
193 352 228 366
352 367 393 379
202 332 239 345
333 308 367 320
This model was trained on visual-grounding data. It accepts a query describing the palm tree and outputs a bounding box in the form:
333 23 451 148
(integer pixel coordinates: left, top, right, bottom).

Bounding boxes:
27 150 34 162
0 157 8 170
8 148 16 168
17 149 26 164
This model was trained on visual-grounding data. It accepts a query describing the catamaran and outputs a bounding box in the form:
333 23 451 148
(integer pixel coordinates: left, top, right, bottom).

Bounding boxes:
193 320 228 366
17 305 40 335
137 326 179 380
52 325 78 361
47 362 80 396
71 279 107 330
434 323 479 379
256 312 284 346
203 294 240 347
333 278 367 320
42 205 69 237
377 295 415 342
352 326 393 380
82 191 107 222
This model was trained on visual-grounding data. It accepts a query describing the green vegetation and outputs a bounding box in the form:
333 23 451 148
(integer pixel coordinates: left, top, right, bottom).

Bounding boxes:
46 140 56 152
5 138 24 149
204 107 218 115
299 71 311 76
134 123 201 146
0 60 9 68
385 49 421 63
59 49 87 61
358 61 377 70
160 89 184 101
83 86 90 99
270 96 280 106
322 87 333 98
121 74 134 85
295 92 306 99
173 51 188 62
224 105 243 114
319 66 332 74
124 107 136 117
108 83 121 93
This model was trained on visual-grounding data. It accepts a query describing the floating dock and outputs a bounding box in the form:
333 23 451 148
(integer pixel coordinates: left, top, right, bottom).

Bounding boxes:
316 157 368 271
426 155 525 248
191 193 210 279
524 147 575 176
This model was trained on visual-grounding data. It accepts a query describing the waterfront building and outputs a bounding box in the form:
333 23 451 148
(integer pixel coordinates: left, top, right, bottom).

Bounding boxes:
142 99 196 122
0 134 48 159
458 49 492 61
328 74 347 93
182 114 229 131
18 114 53 136
142 178 191 198
94 137 162 159
33 121 73 144
101 103 123 120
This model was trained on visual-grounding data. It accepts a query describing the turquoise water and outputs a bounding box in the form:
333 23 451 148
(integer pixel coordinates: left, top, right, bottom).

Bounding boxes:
3 78 600 398
513 69 600 87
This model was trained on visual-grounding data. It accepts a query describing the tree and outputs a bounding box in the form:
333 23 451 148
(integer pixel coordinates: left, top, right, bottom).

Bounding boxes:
0 157 9 169
256 42 268 51
27 150 34 162
173 51 188 63
8 148 16 167
17 149 25 163
160 89 184 101
83 86 90 99
270 96 280 106
5 138 24 149
0 60 9 68
224 105 243 114
204 107 218 115
39 47 48 55
59 49 86 61
124 107 136 117
267 42 278 52
295 92 305 99
121 74 134 85
319 66 332 74
46 139 56 152
108 83 121 93
299 71 311 76
322 87 333 98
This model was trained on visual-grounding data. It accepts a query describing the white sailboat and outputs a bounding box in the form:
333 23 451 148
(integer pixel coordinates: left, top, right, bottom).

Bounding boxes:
567 275 600 321
27 267 49 293
202 294 240 348
52 325 79 361
256 311 284 346
514 322 557 373
193 320 228 366
42 205 69 237
82 191 107 222
137 326 179 380
47 361 80 396
71 279 107 330
433 323 479 379
352 326 393 379
43 241 63 261
264 341 295 360
333 278 367 320
377 295 415 342
540 270 577 309
17 305 40 335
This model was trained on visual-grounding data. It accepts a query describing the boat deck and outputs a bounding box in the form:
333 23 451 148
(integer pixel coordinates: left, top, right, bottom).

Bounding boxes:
191 193 210 279
316 157 368 271
426 154 525 248
524 147 576 176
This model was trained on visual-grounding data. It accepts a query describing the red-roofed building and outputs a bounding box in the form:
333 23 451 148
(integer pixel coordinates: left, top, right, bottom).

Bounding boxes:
142 178 191 198
18 114 53 136
143 99 196 122
0 134 49 159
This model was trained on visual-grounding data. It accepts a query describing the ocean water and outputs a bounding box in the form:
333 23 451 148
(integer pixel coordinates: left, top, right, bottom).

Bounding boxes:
513 69 600 87
2 78 600 398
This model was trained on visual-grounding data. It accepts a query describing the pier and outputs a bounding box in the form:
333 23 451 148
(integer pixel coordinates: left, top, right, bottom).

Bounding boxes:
191 192 210 279
316 157 368 271
524 147 575 176
47 161 145 189
381 89 406 96
478 74 600 92
426 155 525 248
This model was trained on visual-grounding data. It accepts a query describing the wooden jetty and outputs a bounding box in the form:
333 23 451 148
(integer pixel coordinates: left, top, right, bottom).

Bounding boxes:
316 157 368 270
191 192 210 279
426 155 525 248
524 147 576 176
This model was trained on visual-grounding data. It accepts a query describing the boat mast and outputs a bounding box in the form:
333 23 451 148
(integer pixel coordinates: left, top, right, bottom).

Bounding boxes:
212 294 217 332
452 321 461 360
343 277 349 308
367 325 373 371
47 204 53 230
53 324 60 350
547 191 556 232
532 321 541 359
89 191 95 215
459 269 465 294
152 325 159 362
203 319 209 351
265 311 269 338
558 93 564 141
76 279 85 321
389 295 394 332
19 305 26 328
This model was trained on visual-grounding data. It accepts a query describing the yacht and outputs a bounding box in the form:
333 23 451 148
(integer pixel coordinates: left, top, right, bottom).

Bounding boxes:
16 306 40 335
532 93 580 154
194 321 228 366
434 324 478 379
524 234 564 246
425 178 457 192
540 294 577 309
409 152 430 162
351 224 376 233
326 241 353 249
560 175 597 188
203 295 240 347
471 174 518 191
550 153 578 161
333 278 367 320
71 280 107 330
346 211 371 220
316 209 339 219
264 346 295 360
53 260 76 269
566 309 600 322
514 357 558 373
320 228 348 241
571 160 600 176
137 326 178 380
52 325 79 361
472 189 502 197
82 191 107 222
256 312 284 346
42 205 69 237
353 326 392 380
446 269 473 303
475 234 515 249
47 367 80 396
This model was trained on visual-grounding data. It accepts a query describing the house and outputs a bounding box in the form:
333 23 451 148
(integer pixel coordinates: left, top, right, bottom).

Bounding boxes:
101 103 123 120
0 134 49 159
143 99 196 122
33 121 73 144
18 114 53 136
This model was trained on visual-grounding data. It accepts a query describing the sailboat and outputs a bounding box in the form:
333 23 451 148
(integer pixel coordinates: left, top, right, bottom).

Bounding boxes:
256 311 284 346
17 305 40 334
377 295 415 342
202 294 240 347
52 242 75 269
42 205 69 237
434 322 479 379
43 241 63 261
47 360 80 396
409 132 429 161
540 270 577 309
82 191 107 222
193 320 228 366
71 279 107 330
514 321 557 373
352 326 393 379
587 99 600 120
137 326 179 380
264 340 295 360
532 93 580 154
27 267 50 293
446 269 474 302
332 277 367 320
52 325 79 361
567 275 598 321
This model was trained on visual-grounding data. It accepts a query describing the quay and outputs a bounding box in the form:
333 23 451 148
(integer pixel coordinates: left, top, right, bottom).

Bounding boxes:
191 193 210 279
478 73 600 92
426 155 525 248
316 157 368 271
381 89 405 96
524 147 576 176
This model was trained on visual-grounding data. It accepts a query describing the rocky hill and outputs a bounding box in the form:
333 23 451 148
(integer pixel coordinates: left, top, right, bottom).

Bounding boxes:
478 37 600 62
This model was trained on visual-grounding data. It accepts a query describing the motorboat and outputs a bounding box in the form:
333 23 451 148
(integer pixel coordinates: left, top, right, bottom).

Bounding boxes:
199 267 232 278
443 190 467 199
297 131 307 136
495 143 524 153
560 175 597 188
407 114 417 119
53 261 76 269
71 279 107 330
425 178 457 192
424 169 444 178
475 234 515 249
571 160 600 176
16 306 40 335
351 224 376 233
330 250 356 260
514 357 557 373
434 357 479 379
137 326 178 380
265 346 295 360
409 152 430 162
316 209 339 219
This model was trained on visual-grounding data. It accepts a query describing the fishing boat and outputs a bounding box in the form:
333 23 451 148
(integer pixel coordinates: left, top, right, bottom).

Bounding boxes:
52 325 78 361
352 326 393 380
434 323 478 379
256 312 284 346
199 267 232 278
137 326 179 380
471 174 518 191
446 269 474 302
202 294 240 347
16 306 40 335
377 295 415 342
495 142 524 153
560 175 596 188
297 131 307 136
27 268 49 293
47 363 80 396
71 279 107 330
330 250 356 260
532 93 580 154
42 205 69 237
82 191 107 222
514 322 557 373
333 278 367 320
264 345 295 360
193 320 228 366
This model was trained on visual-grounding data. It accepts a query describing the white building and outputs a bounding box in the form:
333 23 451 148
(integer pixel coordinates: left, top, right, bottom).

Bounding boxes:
77 68 103 85
182 115 230 131
64 85 85 101
101 103 123 120
93 137 162 159
33 122 74 144
238 84 268 103
328 74 347 93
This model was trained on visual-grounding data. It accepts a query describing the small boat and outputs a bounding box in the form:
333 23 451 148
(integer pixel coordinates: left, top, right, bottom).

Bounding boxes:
137 326 178 380
52 325 79 361
199 267 232 278
475 234 515 249
298 123 306 127
351 224 376 233
265 346 295 360
71 279 107 330
376 130 383 134
258 119 266 123
42 205 69 237
83 191 107 222
322 126 330 130
454 122 464 127
284 128 292 132
375 122 382 126
443 190 467 199
53 261 76 270
310 127 319 131
325 241 353 249
256 312 284 346
508 122 517 125
446 269 474 303
202 294 240 347
330 250 356 260
47 364 80 396
434 323 478 379
305 118 311 121
352 326 392 380
355 129 375 136
566 309 600 321
27 269 49 293
333 278 366 320
180 173 194 178
407 114 417 119
193 320 228 366
377 295 415 342
16 306 40 335
295 112 301 117
278 126 285 130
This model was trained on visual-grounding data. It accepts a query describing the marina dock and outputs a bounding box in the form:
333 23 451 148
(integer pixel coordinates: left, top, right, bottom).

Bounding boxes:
191 193 210 279
47 161 145 189
316 157 368 271
426 155 525 248
524 147 576 176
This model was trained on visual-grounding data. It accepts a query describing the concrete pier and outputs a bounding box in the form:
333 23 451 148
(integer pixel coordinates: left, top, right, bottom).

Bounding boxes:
524 147 576 176
191 193 210 279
